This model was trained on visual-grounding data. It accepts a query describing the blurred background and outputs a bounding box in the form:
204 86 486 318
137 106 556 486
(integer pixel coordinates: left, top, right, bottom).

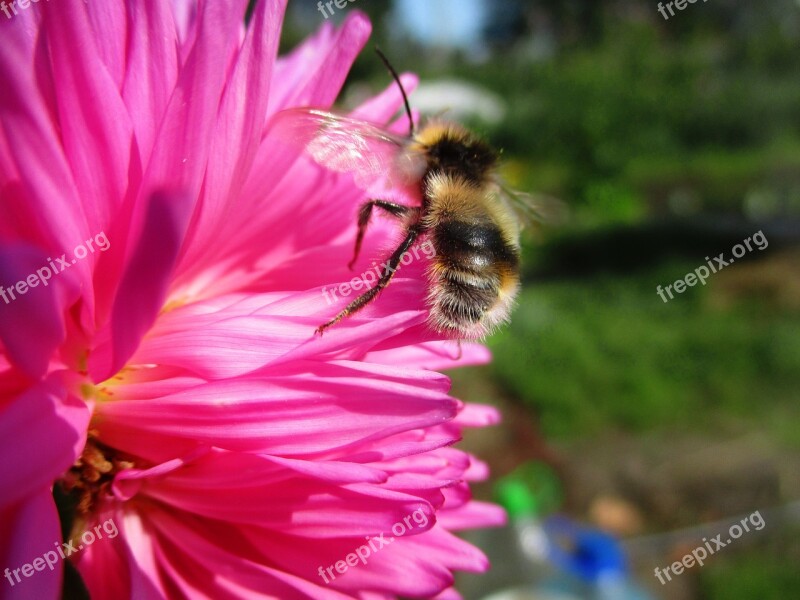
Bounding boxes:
282 1 800 598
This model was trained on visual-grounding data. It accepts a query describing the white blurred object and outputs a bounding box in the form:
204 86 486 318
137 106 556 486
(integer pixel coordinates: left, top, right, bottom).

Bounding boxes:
411 80 507 124
481 590 577 600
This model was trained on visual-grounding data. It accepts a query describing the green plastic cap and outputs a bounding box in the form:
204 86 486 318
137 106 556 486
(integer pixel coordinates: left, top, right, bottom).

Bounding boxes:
494 461 563 521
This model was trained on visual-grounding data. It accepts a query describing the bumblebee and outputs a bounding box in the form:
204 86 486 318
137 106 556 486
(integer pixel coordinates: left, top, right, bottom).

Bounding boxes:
270 50 555 339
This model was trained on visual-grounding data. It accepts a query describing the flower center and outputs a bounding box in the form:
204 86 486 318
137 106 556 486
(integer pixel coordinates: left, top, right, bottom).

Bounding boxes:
56 435 135 529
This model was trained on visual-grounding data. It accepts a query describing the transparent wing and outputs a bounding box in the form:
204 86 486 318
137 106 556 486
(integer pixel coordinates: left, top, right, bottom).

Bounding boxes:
267 108 427 190
495 179 569 232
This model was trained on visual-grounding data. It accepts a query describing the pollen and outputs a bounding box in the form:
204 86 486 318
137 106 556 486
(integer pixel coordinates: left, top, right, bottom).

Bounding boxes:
58 434 136 521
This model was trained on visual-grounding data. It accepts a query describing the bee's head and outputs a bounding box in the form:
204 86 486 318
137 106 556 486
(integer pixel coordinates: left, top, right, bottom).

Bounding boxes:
415 122 498 185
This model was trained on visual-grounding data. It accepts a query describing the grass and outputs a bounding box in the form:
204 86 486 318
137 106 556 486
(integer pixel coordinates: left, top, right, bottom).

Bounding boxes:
698 537 800 599
487 261 800 441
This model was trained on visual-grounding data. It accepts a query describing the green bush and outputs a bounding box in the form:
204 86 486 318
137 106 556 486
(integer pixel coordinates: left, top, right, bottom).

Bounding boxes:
488 266 800 439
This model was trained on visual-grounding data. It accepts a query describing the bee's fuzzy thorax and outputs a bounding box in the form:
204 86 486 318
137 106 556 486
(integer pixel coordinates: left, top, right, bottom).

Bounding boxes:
413 121 498 187
422 174 487 224
413 121 473 147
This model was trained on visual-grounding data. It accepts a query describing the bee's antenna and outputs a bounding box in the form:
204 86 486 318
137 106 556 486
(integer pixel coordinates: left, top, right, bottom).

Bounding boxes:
375 47 415 137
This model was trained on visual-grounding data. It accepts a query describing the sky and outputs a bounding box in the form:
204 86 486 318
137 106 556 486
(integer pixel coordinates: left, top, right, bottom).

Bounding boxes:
392 0 488 50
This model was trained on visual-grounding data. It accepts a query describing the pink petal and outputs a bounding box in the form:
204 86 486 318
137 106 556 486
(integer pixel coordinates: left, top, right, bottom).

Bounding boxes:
91 191 195 379
138 0 249 207
0 245 78 378
0 32 88 255
0 379 88 508
121 0 180 168
147 508 355 600
43 1 134 231
454 403 502 427
0 490 62 600
76 511 168 600
97 364 459 455
178 0 287 277
268 12 371 115
364 341 491 371
438 501 507 531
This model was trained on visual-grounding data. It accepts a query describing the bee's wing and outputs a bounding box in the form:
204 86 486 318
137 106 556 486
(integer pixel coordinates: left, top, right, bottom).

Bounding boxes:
495 180 569 232
267 108 427 190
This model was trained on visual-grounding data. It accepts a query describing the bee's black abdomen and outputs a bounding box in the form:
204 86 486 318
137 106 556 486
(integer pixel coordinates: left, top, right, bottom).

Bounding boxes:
430 218 520 331
435 220 518 272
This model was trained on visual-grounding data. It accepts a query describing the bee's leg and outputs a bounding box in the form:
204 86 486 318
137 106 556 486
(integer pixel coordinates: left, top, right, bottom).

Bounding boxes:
349 200 416 270
318 227 421 335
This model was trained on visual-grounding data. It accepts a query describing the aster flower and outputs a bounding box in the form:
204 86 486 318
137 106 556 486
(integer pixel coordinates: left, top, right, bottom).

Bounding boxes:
0 2 505 599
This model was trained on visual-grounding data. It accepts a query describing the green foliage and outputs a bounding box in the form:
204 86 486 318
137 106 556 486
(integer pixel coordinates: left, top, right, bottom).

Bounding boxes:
488 266 800 439
698 545 800 599
423 19 800 223
285 2 800 224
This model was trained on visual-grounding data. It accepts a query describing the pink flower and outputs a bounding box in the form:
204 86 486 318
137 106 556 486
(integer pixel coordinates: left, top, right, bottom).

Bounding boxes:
0 2 505 599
